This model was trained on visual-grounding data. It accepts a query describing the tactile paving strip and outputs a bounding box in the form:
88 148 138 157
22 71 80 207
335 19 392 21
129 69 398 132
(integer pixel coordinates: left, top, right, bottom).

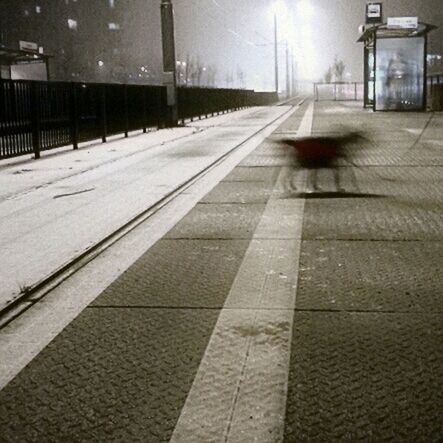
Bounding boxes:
284 311 443 441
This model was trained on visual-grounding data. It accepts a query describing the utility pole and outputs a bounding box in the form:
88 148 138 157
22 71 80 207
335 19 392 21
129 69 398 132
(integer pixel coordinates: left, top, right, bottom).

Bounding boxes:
274 14 279 94
291 47 296 96
285 41 290 98
160 0 178 126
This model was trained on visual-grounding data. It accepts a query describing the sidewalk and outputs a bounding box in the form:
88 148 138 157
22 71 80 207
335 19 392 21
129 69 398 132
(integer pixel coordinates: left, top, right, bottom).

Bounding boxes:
0 101 442 441
0 106 293 311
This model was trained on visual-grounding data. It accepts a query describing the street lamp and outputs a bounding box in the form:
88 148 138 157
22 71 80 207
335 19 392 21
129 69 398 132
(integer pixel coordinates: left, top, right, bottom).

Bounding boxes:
271 1 286 93
271 1 293 96
274 13 279 93
294 0 316 91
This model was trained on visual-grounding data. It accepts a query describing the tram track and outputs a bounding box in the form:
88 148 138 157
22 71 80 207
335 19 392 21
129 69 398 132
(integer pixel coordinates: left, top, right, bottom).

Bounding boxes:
0 99 305 329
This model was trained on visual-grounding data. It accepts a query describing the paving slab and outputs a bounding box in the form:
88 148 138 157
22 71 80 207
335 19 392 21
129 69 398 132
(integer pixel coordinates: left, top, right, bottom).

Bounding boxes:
296 240 443 312
221 166 280 184
0 308 219 442
165 202 266 239
302 196 443 241
284 312 443 442
92 239 250 308
283 101 443 442
0 105 292 309
200 181 275 204
1 100 441 442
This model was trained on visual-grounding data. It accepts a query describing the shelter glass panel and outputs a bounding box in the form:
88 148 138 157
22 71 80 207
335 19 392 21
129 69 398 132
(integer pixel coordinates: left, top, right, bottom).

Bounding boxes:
364 47 375 105
375 37 424 110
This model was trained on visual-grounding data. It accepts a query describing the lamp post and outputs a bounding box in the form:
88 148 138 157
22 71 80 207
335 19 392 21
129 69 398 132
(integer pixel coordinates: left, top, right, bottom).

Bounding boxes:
285 41 290 98
274 13 279 93
160 0 178 126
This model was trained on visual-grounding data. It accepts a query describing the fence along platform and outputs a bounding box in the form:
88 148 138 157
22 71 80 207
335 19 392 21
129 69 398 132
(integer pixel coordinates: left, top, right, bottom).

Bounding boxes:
314 82 364 102
0 80 277 160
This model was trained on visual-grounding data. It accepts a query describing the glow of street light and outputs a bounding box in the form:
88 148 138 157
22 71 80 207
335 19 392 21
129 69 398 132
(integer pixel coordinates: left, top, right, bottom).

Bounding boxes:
97 60 104 67
297 0 314 19
270 0 286 17
294 0 317 88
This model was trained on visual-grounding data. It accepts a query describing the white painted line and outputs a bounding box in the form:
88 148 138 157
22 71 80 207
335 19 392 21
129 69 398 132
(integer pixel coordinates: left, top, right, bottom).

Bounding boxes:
0 105 300 391
170 103 314 442
297 101 314 138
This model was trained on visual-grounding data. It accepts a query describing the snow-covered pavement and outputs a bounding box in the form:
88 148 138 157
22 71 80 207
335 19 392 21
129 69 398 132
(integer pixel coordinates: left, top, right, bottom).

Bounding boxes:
0 106 292 310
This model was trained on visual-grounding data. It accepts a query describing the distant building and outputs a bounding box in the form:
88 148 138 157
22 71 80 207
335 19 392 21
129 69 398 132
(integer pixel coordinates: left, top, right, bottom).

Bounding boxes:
0 0 163 84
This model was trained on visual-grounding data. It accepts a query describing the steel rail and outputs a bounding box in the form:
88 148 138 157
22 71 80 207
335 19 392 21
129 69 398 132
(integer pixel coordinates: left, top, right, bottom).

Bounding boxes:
0 98 305 329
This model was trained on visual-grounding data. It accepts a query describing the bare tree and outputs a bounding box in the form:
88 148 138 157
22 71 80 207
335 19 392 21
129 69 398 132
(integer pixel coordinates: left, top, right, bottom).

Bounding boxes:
225 70 234 87
236 65 245 88
195 57 204 86
185 53 191 86
323 66 333 83
333 56 346 82
207 65 217 87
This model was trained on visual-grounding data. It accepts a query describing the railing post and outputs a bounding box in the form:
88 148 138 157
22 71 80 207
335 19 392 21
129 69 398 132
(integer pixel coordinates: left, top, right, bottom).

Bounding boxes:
101 84 107 143
354 82 357 101
159 86 168 129
142 87 147 133
198 89 205 120
70 82 79 150
30 82 41 159
124 84 129 137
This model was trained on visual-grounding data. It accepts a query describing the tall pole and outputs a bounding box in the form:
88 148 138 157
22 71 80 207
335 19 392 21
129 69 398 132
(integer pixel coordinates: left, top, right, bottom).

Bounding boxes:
274 14 279 94
160 0 178 126
285 41 290 98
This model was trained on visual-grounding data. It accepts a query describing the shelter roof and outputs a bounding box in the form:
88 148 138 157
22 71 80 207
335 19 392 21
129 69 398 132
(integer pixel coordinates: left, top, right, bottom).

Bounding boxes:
358 22 437 43
0 47 52 65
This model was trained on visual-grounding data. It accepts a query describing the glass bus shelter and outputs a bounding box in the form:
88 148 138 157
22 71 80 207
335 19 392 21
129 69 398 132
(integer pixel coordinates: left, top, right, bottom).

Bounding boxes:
358 22 436 111
0 47 51 81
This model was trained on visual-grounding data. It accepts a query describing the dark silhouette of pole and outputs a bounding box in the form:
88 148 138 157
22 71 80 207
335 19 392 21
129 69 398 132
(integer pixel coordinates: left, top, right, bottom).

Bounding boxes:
285 41 290 98
160 0 178 126
274 14 279 93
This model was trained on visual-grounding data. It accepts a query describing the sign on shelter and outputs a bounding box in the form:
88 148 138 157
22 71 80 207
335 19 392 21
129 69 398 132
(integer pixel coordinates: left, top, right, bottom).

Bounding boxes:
387 17 418 29
19 41 38 53
366 3 383 24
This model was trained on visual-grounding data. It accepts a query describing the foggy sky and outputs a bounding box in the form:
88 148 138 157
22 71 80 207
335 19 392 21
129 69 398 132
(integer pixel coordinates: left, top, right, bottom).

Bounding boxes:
172 0 443 91
2 0 441 90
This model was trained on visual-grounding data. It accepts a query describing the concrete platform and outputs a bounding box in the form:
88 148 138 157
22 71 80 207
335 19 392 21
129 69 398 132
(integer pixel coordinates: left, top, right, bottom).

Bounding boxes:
0 100 442 442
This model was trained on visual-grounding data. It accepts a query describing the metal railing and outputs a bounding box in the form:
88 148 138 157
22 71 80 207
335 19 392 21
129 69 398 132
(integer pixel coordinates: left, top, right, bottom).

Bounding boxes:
314 82 364 102
0 79 277 160
427 72 443 88
426 72 443 110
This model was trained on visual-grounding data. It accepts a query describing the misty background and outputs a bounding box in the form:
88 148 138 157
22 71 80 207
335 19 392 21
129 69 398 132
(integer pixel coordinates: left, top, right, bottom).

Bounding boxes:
1 0 442 91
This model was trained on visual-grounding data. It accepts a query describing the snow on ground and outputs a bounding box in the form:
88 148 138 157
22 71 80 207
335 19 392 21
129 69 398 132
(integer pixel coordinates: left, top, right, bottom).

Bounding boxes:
0 106 290 309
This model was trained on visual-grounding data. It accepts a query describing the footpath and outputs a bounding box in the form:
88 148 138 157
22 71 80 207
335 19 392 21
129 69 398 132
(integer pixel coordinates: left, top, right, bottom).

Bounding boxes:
0 106 292 311
0 100 442 441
